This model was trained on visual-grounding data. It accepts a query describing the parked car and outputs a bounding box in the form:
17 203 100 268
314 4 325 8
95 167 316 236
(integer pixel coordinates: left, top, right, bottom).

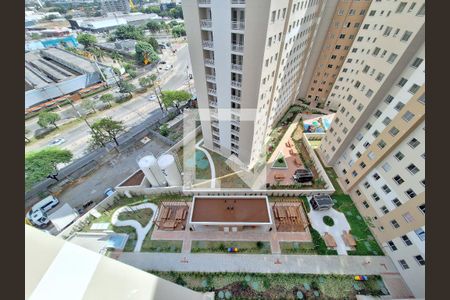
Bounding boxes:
158 44 166 49
164 64 173 70
26 195 59 228
48 138 65 146
159 61 167 64
104 187 115 197
149 94 157 101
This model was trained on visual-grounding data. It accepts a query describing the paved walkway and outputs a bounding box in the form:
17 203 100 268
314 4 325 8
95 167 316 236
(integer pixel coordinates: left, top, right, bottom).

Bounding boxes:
195 139 216 188
111 203 158 252
119 252 398 275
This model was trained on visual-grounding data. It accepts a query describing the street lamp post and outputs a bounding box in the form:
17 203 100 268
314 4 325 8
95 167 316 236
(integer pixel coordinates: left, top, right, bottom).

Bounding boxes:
154 81 164 113
185 65 192 94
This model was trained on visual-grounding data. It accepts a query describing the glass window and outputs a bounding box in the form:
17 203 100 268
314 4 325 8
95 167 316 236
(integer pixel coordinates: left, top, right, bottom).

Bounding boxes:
414 255 425 266
394 101 405 111
401 235 413 246
389 127 400 136
382 184 391 194
403 111 415 122
408 138 420 148
401 30 413 42
415 228 425 241
391 219 400 229
387 53 398 63
387 241 397 251
396 2 407 13
392 198 402 207
409 84 420 94
418 203 425 214
393 175 404 185
398 77 408 87
402 212 414 223
406 188 417 199
395 151 405 161
398 259 410 270
411 57 424 68
373 173 380 180
381 206 389 214
407 163 420 174
372 193 380 201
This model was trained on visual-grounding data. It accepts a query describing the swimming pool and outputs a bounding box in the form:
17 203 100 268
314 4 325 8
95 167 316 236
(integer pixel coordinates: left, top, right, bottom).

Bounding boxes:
106 234 128 250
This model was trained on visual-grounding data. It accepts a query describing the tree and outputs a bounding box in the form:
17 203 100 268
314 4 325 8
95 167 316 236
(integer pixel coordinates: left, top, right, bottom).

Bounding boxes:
135 41 159 65
159 124 169 137
45 14 58 21
139 76 152 88
161 90 192 113
168 6 184 19
146 20 161 32
81 98 97 114
118 81 136 96
171 24 186 37
143 6 161 15
146 37 160 53
88 128 109 150
110 51 123 63
91 117 125 146
25 128 31 143
77 33 97 48
114 25 144 40
37 111 60 129
100 93 114 107
25 148 73 188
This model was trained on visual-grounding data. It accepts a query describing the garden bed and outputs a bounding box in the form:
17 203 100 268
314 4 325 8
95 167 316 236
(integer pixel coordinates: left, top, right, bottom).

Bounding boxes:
117 208 153 227
271 152 288 169
141 229 182 253
280 242 316 254
149 271 389 299
191 241 271 254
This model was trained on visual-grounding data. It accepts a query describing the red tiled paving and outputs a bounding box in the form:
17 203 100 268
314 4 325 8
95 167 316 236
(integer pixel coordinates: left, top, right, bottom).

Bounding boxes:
380 273 415 299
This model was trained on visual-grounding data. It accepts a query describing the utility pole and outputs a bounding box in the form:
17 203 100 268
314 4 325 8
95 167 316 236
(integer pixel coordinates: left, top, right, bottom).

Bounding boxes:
154 81 164 113
185 65 192 94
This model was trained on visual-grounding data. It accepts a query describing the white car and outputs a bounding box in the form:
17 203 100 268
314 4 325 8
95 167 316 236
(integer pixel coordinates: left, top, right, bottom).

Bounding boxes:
48 138 65 146
164 64 173 70
149 94 157 101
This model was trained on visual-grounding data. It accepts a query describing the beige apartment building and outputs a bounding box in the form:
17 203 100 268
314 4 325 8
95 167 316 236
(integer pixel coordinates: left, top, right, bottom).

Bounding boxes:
303 0 372 108
318 0 425 297
182 0 340 168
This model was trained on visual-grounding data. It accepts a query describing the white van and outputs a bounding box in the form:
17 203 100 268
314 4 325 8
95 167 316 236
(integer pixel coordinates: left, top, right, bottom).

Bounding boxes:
26 195 59 228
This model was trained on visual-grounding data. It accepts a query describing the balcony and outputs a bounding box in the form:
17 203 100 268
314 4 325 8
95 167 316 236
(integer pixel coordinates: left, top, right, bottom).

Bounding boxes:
208 88 217 96
198 0 211 6
231 21 245 31
231 63 243 72
231 145 240 152
204 58 215 67
200 19 212 29
231 119 240 127
206 74 216 82
210 109 218 118
231 128 240 135
208 101 217 108
231 43 244 53
231 95 241 102
231 80 242 88
231 0 245 5
202 40 214 49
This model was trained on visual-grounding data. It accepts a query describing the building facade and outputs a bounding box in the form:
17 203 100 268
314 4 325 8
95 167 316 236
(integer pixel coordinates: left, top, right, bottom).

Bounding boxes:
303 0 372 108
100 0 131 13
183 0 339 168
318 0 425 297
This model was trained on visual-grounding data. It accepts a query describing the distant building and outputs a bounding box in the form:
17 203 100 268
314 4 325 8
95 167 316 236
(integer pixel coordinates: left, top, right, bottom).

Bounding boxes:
25 35 78 52
69 12 161 32
100 0 131 13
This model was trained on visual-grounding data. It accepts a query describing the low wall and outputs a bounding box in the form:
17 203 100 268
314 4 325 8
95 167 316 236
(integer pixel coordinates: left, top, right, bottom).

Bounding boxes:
303 133 334 191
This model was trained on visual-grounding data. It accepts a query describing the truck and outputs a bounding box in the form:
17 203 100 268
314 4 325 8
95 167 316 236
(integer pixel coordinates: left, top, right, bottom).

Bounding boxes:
26 195 59 228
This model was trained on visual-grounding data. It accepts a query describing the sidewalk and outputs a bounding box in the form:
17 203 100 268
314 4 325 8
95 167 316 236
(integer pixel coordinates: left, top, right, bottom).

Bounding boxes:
119 252 398 275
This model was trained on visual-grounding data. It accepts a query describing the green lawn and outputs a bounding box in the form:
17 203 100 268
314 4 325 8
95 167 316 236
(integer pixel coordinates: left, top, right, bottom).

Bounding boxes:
272 152 287 168
191 241 271 254
148 271 389 299
209 151 249 188
118 208 153 227
280 242 316 254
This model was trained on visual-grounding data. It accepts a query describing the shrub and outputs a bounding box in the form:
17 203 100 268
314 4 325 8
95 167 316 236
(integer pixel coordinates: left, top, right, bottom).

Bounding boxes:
323 216 334 226
175 275 186 286
256 241 264 249
159 124 169 136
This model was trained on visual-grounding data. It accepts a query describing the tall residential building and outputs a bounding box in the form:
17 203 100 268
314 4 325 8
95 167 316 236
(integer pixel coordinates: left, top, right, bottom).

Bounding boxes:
101 0 131 13
318 0 425 297
302 0 372 108
182 0 339 168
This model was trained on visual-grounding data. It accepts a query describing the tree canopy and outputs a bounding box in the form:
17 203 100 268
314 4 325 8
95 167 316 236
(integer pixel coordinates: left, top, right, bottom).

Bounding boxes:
37 111 60 129
81 98 97 114
91 117 125 146
135 41 159 64
77 33 97 48
100 93 114 107
161 90 192 110
25 148 73 189
114 25 144 40
118 81 136 95
171 24 186 37
146 20 162 32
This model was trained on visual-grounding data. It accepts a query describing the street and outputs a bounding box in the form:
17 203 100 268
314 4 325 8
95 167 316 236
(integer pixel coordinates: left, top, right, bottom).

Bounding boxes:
25 43 192 160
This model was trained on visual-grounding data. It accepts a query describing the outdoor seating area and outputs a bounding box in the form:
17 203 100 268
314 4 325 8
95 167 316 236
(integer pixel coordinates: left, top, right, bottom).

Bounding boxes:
342 230 357 248
272 202 308 232
323 232 337 248
155 202 190 231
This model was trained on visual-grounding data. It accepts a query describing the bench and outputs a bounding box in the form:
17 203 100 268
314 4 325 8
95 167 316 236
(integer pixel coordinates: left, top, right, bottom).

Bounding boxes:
274 174 285 180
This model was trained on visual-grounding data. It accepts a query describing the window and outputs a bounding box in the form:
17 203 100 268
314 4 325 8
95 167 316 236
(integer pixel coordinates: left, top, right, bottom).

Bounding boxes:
363 141 370 148
407 163 420 174
360 9 366 16
381 185 391 194
403 212 414 223
382 162 391 172
372 193 380 201
394 101 405 111
339 34 346 39
393 175 404 185
376 72 385 81
365 122 372 130
395 151 405 161
387 241 397 251
415 255 425 266
391 219 400 229
415 228 425 241
401 31 413 42
417 4 425 16
402 111 415 122
377 140 387 149
369 10 376 16
368 152 376 160
362 201 369 208
398 77 408 87
385 95 394 104
360 162 366 169
383 26 393 36
362 65 370 73
271 10 276 22
373 173 380 180
401 235 413 246
392 198 402 207
418 203 425 214
356 189 361 196
396 2 407 14
374 110 382 118
372 130 380 138
406 188 417 199
408 2 417 13
389 127 400 136
363 181 370 189
398 259 409 270
352 171 358 177
382 117 392 126
366 89 373 98
411 57 424 68
345 178 350 184
408 138 420 148
356 132 363 141
387 53 398 63
268 37 272 46
381 206 389 214
409 84 420 94
338 9 344 16
372 47 381 56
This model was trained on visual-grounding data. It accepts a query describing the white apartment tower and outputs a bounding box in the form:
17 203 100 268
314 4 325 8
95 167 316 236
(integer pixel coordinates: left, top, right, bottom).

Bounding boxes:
319 0 425 297
182 0 339 168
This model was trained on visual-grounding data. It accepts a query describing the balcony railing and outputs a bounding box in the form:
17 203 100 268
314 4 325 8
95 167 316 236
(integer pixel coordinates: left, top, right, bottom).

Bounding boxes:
231 128 240 135
231 120 240 127
202 40 214 49
231 43 244 52
199 0 211 5
200 19 212 29
231 80 242 88
231 95 241 102
231 63 243 72
231 145 240 152
204 58 215 66
209 101 217 108
206 74 216 82
231 21 245 30
231 0 245 4
208 88 217 96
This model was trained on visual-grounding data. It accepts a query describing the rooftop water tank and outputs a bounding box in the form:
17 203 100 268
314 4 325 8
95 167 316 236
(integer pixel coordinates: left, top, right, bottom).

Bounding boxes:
157 154 182 186
138 155 167 187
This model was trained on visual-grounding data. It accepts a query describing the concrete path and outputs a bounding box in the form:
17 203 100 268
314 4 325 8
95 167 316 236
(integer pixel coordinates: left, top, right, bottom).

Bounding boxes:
111 203 158 252
307 196 352 255
118 252 398 276
195 139 216 188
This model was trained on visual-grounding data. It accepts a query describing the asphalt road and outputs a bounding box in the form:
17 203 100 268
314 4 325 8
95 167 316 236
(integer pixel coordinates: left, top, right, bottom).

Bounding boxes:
25 43 192 160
